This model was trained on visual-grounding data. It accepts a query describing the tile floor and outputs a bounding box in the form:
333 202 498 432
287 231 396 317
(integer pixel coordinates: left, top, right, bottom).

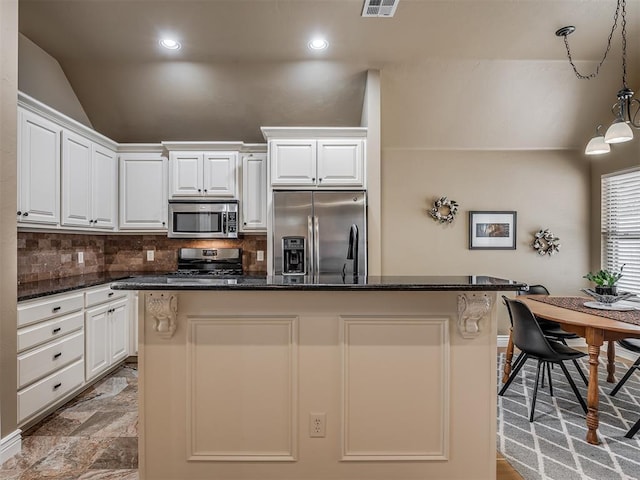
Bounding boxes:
0 364 138 480
1 360 521 480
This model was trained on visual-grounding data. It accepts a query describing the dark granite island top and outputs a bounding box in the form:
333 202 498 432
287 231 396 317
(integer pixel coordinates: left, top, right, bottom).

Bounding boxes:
111 274 526 291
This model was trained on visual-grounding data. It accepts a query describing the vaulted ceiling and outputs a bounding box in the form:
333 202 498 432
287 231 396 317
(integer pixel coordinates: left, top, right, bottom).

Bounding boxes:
18 0 640 146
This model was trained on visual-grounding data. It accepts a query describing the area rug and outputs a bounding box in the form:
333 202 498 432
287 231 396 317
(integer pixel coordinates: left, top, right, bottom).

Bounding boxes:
497 353 640 480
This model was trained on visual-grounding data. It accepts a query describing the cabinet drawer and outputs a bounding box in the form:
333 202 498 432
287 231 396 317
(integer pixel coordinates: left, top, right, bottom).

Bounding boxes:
18 359 84 423
18 311 83 353
85 285 127 308
18 292 84 328
18 330 84 389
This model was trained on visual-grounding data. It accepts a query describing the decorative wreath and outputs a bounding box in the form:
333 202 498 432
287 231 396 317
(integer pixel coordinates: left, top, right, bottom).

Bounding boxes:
531 228 561 256
428 196 459 224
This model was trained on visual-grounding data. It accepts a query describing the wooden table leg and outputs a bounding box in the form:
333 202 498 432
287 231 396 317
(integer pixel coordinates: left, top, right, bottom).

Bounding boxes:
586 329 605 445
502 327 514 384
607 340 616 383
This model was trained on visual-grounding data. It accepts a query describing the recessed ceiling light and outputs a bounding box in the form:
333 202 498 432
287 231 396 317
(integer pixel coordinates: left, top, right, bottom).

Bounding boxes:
160 38 181 50
308 38 329 51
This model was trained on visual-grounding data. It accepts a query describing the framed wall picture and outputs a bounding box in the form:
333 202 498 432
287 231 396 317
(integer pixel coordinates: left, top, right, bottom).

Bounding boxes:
469 211 517 250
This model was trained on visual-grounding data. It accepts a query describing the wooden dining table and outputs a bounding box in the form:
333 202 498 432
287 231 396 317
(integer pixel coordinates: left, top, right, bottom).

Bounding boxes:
502 295 640 445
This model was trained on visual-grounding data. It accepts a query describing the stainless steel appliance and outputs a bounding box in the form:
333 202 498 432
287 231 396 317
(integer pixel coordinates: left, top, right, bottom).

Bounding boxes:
272 190 367 277
168 200 238 239
282 236 306 275
169 248 243 276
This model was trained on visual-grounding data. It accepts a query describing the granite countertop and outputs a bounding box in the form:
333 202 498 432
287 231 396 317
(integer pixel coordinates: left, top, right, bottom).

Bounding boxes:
111 274 527 291
17 271 161 302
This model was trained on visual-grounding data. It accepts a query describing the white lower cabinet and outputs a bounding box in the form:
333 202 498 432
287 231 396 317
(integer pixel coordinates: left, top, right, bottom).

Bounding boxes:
18 360 84 424
17 291 86 425
18 330 84 389
17 284 131 426
85 297 129 382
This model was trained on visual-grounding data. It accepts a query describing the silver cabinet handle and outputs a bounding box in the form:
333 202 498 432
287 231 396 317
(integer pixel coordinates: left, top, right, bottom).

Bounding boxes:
314 216 320 276
307 215 313 275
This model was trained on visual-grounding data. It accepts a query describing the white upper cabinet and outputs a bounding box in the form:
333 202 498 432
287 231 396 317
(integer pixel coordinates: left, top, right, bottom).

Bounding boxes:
17 108 61 225
91 144 117 228
18 93 119 232
317 139 364 186
119 151 168 230
170 152 202 196
241 152 267 231
263 128 367 189
169 151 238 198
269 140 316 186
203 152 237 196
61 130 116 229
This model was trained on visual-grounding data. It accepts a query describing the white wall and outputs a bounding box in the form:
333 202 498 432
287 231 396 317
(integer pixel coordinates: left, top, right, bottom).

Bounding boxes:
380 63 592 334
0 0 18 456
18 33 92 128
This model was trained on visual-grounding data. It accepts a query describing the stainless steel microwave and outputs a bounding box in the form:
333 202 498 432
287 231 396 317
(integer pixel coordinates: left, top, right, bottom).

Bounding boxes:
168 200 238 238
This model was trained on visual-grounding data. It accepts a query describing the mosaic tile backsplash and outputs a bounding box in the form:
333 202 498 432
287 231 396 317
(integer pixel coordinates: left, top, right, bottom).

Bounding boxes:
18 232 267 284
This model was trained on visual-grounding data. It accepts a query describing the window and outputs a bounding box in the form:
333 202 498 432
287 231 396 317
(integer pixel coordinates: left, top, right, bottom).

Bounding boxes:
601 168 640 296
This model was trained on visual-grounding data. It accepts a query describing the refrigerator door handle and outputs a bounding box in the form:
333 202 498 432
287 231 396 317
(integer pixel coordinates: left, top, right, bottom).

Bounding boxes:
314 215 320 277
307 215 314 275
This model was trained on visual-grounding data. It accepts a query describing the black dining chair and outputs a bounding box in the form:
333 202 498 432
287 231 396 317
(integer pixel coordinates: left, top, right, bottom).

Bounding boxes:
517 284 589 386
499 297 588 422
609 338 640 438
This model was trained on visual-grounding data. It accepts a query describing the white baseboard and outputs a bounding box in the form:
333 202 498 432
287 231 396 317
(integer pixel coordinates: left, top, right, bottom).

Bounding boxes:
497 335 638 362
0 429 21 465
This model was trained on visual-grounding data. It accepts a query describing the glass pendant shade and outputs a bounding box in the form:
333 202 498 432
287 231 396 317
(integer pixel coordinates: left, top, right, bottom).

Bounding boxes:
585 135 611 155
604 120 634 143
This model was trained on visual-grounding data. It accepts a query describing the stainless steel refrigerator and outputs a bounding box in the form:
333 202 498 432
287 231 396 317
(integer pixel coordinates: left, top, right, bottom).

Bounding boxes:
272 190 367 277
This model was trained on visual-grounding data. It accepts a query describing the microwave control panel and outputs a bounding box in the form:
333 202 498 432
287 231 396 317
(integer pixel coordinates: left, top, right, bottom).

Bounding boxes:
226 212 237 233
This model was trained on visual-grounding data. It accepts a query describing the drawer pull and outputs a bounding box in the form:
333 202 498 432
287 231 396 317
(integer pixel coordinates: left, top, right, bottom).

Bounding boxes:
52 306 61 313
53 352 62 360
108 292 114 297
53 382 62 390
52 327 62 334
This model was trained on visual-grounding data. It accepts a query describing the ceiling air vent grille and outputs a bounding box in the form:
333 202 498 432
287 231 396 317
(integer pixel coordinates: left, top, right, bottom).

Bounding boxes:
362 0 399 18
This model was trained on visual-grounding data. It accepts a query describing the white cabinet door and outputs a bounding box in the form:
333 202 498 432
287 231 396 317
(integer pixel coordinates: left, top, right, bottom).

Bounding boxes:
85 297 129 381
170 152 203 196
241 153 267 231
270 140 316 186
18 109 61 225
109 299 129 364
91 144 117 229
61 130 92 227
203 152 237 197
317 139 364 186
85 304 110 381
119 153 168 230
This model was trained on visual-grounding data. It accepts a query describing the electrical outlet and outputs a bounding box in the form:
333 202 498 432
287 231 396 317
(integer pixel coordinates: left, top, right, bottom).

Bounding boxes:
77 252 84 264
147 250 155 261
257 250 264 262
309 412 326 438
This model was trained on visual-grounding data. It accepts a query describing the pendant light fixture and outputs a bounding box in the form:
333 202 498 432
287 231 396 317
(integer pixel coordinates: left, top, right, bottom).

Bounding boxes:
556 0 640 155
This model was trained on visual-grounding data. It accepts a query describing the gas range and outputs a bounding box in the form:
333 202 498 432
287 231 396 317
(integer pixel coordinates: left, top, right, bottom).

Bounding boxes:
168 248 244 277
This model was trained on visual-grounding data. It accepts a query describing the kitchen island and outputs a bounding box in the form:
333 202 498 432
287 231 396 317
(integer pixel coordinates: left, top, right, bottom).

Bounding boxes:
112 275 525 480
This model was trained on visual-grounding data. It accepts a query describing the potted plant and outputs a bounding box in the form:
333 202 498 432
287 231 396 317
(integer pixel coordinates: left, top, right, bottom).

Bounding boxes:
583 265 625 295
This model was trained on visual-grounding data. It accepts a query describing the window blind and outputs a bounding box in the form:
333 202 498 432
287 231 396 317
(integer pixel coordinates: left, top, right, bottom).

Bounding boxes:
601 168 640 296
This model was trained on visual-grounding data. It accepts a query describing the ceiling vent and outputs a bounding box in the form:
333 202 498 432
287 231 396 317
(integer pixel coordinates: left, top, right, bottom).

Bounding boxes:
362 0 399 18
